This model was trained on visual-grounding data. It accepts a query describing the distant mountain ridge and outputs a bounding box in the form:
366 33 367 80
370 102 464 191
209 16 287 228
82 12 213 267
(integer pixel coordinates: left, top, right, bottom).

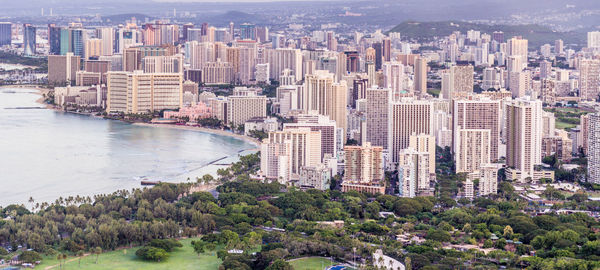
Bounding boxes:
388 21 586 48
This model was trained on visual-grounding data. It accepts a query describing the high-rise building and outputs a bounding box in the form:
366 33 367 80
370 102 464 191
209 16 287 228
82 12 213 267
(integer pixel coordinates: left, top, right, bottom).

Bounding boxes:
260 139 292 184
507 37 528 70
588 113 600 184
344 51 359 73
23 24 36 55
116 26 140 54
106 71 183 113
284 112 339 160
202 61 234 84
587 31 600 49
84 38 102 60
227 94 267 126
506 97 544 182
68 25 85 58
492 31 504 43
453 97 501 161
240 23 256 40
482 67 502 90
142 22 179 46
398 147 431 197
182 23 194 42
581 114 590 155
84 60 111 84
372 42 382 70
464 178 474 199
123 47 142 71
256 26 269 43
452 65 474 94
388 98 433 163
48 24 61 54
342 142 385 194
0 22 10 46
236 41 258 84
365 87 389 149
265 48 303 82
578 59 600 101
442 65 474 98
542 111 556 137
326 31 337 51
454 129 491 173
409 134 436 174
301 70 348 133
98 27 114 56
478 163 503 196
508 70 531 98
414 57 427 95
142 54 183 73
542 133 572 162
263 128 322 178
48 53 81 84
382 38 391 62
382 61 405 100
539 60 552 79
554 39 564 54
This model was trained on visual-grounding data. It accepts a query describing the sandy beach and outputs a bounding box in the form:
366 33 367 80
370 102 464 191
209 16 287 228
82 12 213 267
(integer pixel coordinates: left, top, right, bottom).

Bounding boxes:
1 84 50 92
133 122 261 147
2 85 53 108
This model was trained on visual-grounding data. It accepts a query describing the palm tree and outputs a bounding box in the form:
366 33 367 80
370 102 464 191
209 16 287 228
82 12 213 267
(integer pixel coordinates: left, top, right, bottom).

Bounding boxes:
56 254 63 269
77 251 84 267
28 197 35 212
94 247 102 264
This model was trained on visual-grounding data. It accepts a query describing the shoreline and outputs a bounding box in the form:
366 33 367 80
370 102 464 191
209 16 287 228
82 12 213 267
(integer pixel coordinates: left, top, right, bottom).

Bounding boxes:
11 85 260 147
133 122 260 147
1 84 49 92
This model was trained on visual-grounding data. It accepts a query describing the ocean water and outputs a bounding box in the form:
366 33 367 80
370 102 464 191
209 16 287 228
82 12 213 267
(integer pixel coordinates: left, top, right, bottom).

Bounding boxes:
0 88 254 206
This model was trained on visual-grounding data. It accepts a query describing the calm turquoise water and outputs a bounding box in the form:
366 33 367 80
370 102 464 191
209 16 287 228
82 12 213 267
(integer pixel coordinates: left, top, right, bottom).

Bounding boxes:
0 88 254 206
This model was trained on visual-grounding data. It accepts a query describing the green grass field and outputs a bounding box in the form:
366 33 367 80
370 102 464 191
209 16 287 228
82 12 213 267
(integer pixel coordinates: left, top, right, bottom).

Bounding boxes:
555 120 577 130
288 257 337 270
427 88 441 97
34 238 221 270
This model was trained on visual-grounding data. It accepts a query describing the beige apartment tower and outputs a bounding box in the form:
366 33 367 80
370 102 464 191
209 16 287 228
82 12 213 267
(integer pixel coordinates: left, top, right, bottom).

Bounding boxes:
106 71 183 114
365 87 389 149
452 97 501 161
578 59 600 101
414 57 427 95
265 128 322 176
506 97 543 182
455 129 491 173
388 98 433 163
227 95 267 126
409 133 436 174
302 70 348 133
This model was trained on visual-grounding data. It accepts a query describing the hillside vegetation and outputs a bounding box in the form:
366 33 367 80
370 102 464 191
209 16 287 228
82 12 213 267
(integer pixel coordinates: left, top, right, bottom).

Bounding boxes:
388 21 585 48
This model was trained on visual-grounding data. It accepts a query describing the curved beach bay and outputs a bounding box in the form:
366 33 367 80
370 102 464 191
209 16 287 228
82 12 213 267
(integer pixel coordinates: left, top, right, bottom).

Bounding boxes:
0 88 255 206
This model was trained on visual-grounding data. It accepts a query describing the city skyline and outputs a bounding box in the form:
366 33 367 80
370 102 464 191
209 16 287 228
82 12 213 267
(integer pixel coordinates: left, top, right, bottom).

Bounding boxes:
1 1 600 269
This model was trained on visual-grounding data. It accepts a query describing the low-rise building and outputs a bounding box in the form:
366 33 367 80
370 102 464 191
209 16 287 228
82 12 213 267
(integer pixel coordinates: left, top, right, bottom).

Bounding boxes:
299 165 331 190
163 103 212 121
244 117 279 136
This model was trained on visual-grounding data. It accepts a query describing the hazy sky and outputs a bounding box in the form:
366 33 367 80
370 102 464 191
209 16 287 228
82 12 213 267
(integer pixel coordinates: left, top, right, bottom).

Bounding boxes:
155 0 338 2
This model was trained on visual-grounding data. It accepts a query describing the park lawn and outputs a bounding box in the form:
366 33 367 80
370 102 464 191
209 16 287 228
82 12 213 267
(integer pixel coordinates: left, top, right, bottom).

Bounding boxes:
427 88 441 97
555 120 577 130
34 238 222 270
552 107 583 113
288 257 337 270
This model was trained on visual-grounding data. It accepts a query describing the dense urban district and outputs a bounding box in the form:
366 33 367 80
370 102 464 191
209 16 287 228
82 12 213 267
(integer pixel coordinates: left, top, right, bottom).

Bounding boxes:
1 3 600 270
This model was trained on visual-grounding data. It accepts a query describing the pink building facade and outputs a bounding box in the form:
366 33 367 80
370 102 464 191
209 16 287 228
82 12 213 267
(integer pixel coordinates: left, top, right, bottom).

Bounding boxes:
164 103 212 121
